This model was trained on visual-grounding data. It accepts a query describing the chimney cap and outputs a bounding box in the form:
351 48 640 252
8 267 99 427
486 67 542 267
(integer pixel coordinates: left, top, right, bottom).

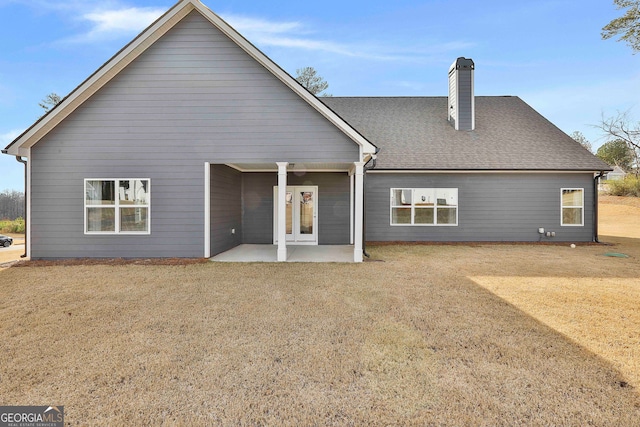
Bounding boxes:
449 57 474 74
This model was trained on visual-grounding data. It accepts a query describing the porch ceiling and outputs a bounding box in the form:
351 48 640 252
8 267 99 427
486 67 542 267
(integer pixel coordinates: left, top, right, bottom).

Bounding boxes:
226 162 354 172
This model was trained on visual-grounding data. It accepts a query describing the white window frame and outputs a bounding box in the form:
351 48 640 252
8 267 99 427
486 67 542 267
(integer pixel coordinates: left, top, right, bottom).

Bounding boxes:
84 178 151 234
390 188 458 226
560 187 584 227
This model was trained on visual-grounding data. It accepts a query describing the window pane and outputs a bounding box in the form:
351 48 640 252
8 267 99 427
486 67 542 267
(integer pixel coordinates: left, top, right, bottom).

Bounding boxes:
119 179 149 205
120 207 149 232
87 207 115 232
562 207 582 225
436 189 457 206
86 180 115 205
414 189 434 206
562 189 583 207
414 207 434 224
392 207 411 224
392 189 412 206
299 191 314 234
437 207 457 224
285 191 293 234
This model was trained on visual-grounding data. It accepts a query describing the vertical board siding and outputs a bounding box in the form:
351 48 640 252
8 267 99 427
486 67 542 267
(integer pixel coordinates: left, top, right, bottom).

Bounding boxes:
29 10 358 259
457 70 473 129
365 173 595 242
242 172 350 245
210 165 242 256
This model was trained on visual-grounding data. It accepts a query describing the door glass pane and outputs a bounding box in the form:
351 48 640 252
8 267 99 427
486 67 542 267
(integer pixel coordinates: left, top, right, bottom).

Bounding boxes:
299 191 314 234
286 191 293 234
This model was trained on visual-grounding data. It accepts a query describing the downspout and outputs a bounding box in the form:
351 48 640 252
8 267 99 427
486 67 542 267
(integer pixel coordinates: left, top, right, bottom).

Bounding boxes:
593 171 605 243
362 148 380 258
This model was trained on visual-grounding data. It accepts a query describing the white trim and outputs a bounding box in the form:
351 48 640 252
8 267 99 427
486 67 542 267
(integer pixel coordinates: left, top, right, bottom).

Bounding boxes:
350 173 354 245
204 162 211 258
367 170 607 174
273 186 318 245
225 164 351 173
5 0 376 157
560 188 584 227
353 162 364 263
276 162 288 261
25 148 31 259
84 178 151 234
389 188 458 226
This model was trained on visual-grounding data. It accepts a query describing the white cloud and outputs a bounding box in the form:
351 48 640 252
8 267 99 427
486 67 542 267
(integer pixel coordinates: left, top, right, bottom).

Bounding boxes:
51 6 165 44
221 13 473 62
81 7 166 39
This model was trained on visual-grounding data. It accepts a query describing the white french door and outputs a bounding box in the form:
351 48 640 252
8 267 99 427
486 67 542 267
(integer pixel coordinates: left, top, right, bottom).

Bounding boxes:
273 186 318 244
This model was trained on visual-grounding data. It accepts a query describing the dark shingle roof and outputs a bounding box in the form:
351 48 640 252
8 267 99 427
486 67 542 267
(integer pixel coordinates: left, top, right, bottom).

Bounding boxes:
322 96 610 171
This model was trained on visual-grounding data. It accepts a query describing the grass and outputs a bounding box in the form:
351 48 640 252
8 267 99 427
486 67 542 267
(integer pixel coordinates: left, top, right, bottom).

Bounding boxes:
1 198 640 425
0 217 25 234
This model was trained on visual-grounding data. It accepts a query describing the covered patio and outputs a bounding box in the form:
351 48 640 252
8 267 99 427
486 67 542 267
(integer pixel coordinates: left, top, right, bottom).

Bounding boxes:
210 244 355 262
205 161 366 262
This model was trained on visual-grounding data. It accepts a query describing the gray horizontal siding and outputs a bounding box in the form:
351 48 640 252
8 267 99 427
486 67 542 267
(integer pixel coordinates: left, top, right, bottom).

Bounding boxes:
211 165 242 256
29 10 359 259
241 172 351 245
365 173 595 242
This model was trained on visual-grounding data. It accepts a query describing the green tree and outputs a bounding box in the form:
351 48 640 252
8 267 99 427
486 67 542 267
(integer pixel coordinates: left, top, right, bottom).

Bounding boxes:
602 0 640 53
39 92 62 116
596 139 635 170
295 67 332 97
570 131 593 153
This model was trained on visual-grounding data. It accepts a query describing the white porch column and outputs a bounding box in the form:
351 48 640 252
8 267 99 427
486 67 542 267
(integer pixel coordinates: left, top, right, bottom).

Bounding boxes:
353 162 365 263
276 162 289 262
349 173 354 245
204 162 211 258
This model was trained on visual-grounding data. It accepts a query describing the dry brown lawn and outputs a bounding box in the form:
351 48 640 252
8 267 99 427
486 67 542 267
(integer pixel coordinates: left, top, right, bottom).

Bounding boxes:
1 197 639 425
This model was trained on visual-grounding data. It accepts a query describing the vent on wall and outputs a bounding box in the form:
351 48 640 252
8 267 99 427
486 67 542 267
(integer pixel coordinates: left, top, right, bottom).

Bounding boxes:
448 57 475 131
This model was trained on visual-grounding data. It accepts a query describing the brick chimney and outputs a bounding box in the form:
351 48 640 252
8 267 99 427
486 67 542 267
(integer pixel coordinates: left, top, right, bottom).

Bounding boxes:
448 57 475 131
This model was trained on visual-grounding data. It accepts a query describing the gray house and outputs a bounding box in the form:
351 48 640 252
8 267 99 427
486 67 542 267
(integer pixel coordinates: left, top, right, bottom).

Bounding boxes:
2 0 610 262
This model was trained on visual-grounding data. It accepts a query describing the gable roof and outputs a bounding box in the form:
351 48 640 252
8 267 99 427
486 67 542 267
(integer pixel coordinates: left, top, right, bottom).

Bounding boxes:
3 0 376 158
323 96 612 171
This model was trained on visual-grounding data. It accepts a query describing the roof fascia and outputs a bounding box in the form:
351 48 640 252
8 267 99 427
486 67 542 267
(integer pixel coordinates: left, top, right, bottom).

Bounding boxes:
367 169 613 174
5 0 376 157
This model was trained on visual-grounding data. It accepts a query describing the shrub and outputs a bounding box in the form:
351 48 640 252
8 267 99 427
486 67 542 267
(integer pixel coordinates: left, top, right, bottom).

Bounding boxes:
606 175 640 197
0 217 25 234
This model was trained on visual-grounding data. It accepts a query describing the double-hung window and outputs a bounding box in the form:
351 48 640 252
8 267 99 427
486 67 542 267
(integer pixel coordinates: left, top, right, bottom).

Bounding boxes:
390 188 458 225
85 179 150 234
561 188 583 226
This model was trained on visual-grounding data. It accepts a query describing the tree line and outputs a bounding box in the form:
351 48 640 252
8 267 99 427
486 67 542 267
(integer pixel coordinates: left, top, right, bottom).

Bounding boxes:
0 190 25 220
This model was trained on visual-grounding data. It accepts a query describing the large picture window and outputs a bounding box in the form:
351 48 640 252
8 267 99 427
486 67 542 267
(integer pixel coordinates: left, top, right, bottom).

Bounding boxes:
85 179 150 234
561 188 583 226
390 188 458 226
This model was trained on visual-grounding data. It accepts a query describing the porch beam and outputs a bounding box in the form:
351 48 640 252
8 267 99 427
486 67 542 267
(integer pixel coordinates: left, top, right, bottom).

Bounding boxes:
276 162 289 261
353 162 365 263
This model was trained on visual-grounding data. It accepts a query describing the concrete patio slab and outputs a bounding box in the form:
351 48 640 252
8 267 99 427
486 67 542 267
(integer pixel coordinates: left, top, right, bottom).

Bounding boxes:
211 244 354 262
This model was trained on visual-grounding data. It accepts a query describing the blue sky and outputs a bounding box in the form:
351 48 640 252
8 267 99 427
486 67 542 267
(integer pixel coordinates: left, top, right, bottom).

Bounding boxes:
1 0 639 191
